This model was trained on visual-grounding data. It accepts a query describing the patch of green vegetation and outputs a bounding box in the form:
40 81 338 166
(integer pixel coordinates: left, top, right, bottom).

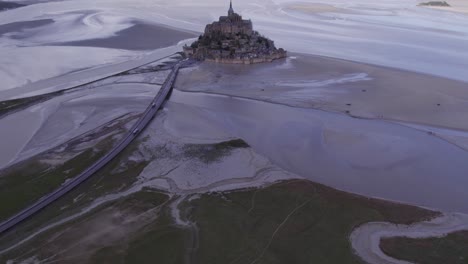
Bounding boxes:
120 188 169 208
123 218 188 264
74 142 147 200
89 246 126 264
0 113 141 224
92 191 190 264
0 91 63 118
0 134 156 256
0 148 105 222
183 139 250 163
418 1 450 7
0 127 440 264
1 178 440 264
0 123 143 256
184 180 439 264
380 231 468 264
0 189 172 263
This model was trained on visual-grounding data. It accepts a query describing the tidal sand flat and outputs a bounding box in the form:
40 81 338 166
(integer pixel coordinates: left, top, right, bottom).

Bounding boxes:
166 57 468 214
176 54 468 144
0 81 161 169
0 53 179 168
0 9 195 92
0 1 24 11
0 19 53 37
284 3 353 14
56 22 197 50
1 0 468 94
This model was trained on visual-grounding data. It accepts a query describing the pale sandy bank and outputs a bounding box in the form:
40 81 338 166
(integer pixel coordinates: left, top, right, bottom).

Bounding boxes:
351 213 468 264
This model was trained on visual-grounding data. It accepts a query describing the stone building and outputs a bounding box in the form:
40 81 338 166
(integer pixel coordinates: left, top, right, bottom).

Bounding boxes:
204 1 253 37
183 1 287 64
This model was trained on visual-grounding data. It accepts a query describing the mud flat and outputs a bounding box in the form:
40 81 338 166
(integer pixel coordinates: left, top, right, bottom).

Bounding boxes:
0 19 53 36
0 82 158 168
0 9 195 94
164 83 468 214
56 22 197 51
0 54 179 168
284 3 353 14
176 54 468 148
0 1 24 11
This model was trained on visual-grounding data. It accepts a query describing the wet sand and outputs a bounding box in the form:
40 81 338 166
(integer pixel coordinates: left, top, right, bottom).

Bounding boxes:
0 82 161 169
56 22 197 51
176 53 468 134
0 19 53 37
0 9 196 92
285 3 354 14
2 0 468 94
0 1 24 11
164 88 468 214
0 55 177 168
163 54 468 214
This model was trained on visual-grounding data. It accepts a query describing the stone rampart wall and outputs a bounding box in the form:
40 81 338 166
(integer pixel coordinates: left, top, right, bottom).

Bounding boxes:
205 52 287 64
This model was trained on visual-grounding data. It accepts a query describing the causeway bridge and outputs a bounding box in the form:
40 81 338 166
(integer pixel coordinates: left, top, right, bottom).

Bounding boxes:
0 59 186 234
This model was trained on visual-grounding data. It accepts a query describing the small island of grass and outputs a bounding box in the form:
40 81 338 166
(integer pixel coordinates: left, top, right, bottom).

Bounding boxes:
380 231 468 264
418 1 451 7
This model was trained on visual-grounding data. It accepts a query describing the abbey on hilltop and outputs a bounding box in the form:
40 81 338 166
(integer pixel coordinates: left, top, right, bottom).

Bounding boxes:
183 1 287 64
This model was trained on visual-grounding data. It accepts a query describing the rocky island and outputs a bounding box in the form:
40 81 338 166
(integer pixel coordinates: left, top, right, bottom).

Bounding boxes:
183 1 287 64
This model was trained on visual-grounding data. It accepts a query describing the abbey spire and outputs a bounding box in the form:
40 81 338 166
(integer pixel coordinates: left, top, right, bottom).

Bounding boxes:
228 0 234 16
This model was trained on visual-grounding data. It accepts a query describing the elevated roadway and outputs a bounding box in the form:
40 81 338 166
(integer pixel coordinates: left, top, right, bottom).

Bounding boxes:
0 59 185 234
